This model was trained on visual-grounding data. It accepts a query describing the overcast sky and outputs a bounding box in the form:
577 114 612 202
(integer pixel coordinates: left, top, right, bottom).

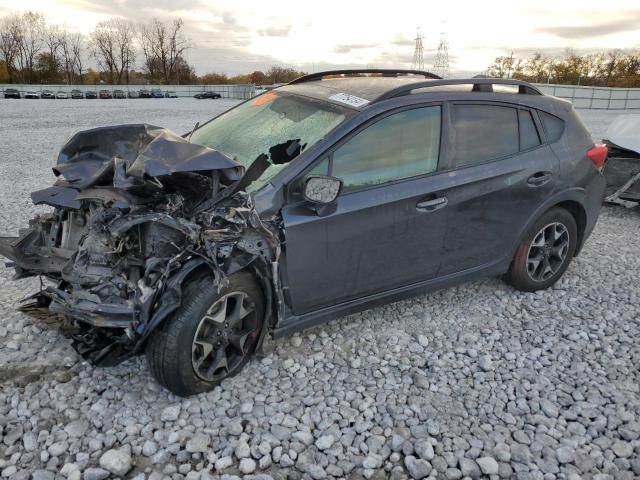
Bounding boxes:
0 0 639 76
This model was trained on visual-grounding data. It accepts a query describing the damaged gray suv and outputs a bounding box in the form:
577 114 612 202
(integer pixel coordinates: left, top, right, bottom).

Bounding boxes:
0 70 607 396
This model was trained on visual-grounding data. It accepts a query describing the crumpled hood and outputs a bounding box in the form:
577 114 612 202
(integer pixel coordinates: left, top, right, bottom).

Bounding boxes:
52 124 244 190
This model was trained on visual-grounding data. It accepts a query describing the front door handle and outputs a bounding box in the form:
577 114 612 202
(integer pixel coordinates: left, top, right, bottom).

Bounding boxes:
528 171 552 187
416 196 448 212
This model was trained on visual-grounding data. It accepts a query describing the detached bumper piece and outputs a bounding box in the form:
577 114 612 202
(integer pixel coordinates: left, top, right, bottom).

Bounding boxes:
45 286 135 328
70 329 134 367
0 233 73 279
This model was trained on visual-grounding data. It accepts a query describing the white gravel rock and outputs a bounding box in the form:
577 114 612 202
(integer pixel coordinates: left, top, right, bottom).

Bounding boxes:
186 433 210 453
476 456 499 475
414 439 435 460
82 468 110 480
160 404 181 421
234 440 250 459
239 458 256 474
99 449 132 476
404 455 432 479
64 420 89 438
315 434 335 450
215 456 233 471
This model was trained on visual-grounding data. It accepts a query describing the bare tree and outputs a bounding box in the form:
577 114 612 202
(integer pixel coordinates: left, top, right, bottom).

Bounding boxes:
91 18 136 84
115 19 135 84
139 18 190 83
70 33 85 83
16 11 45 83
40 23 62 80
59 30 85 84
91 21 117 83
0 13 22 83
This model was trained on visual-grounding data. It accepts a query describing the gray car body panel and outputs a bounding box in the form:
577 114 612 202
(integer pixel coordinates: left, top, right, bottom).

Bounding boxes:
249 86 605 337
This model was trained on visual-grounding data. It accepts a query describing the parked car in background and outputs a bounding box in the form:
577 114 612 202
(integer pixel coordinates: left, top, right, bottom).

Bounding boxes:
85 91 97 99
113 89 126 99
3 88 21 99
165 91 178 98
25 91 40 99
41 90 55 99
0 70 608 396
151 88 164 98
194 91 222 99
99 90 112 99
71 90 83 99
139 89 151 98
127 90 139 99
56 91 68 99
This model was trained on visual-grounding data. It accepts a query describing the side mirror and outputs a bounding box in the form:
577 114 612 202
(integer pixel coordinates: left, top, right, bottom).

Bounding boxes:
303 175 342 205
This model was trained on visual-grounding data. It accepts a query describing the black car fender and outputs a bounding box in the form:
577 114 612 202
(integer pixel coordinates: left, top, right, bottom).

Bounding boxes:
507 187 589 260
133 255 275 354
133 258 219 351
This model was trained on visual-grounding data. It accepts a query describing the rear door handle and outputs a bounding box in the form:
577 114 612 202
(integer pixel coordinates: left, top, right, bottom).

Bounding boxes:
528 171 552 187
416 196 448 212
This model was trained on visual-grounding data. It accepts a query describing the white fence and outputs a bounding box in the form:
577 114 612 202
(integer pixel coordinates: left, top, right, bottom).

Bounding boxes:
0 84 256 99
534 84 640 110
3 81 640 109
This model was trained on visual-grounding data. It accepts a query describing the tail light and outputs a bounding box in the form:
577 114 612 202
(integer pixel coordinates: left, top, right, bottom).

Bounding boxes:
587 144 608 171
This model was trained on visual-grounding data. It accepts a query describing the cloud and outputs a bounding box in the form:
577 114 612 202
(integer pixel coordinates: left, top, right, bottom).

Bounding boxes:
334 44 377 54
390 37 415 47
537 11 640 39
258 25 290 37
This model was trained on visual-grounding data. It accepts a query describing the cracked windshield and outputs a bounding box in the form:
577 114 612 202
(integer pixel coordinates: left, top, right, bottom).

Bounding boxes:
190 92 349 190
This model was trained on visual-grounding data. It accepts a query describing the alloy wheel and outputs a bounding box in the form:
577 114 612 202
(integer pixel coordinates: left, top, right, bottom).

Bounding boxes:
526 222 570 282
191 291 258 382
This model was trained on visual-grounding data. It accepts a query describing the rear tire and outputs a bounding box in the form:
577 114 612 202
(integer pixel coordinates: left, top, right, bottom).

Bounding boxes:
146 270 265 397
507 207 577 292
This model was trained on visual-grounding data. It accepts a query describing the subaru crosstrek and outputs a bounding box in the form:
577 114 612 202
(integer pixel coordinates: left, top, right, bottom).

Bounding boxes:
0 70 607 396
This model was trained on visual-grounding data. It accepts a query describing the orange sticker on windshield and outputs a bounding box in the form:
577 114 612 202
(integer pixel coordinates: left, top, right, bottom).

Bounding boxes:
253 92 277 106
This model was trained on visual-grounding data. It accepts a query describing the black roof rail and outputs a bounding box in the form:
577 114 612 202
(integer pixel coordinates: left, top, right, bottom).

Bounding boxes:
288 69 442 85
374 78 543 102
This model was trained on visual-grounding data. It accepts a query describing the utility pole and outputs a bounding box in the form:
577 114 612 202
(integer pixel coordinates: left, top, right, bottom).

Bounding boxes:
411 28 424 71
433 32 450 78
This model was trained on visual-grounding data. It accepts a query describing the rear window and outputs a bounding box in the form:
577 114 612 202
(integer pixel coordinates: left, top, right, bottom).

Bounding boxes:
452 105 519 165
538 111 565 143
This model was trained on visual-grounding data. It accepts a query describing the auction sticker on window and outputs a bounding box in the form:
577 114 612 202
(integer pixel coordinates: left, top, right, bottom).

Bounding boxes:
328 92 370 108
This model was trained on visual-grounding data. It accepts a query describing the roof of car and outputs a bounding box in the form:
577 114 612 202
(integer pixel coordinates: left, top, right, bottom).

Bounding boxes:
280 76 433 105
277 70 550 112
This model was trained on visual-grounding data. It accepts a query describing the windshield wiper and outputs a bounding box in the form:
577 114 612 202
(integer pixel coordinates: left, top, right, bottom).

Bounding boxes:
187 121 200 142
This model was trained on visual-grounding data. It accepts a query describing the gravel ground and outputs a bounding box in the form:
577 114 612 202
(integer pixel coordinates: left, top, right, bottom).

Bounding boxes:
0 100 638 480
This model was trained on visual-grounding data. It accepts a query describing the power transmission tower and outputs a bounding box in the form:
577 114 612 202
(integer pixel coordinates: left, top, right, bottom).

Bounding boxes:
433 33 450 78
411 28 424 71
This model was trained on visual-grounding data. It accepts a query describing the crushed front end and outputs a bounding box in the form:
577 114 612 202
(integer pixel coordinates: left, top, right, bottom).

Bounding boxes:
0 124 280 366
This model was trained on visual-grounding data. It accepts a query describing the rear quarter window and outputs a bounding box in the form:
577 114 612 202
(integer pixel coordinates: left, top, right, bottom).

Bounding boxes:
519 109 541 150
538 111 565 143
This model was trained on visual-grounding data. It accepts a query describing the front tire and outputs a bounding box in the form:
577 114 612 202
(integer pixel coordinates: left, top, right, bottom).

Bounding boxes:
507 207 577 292
146 270 265 397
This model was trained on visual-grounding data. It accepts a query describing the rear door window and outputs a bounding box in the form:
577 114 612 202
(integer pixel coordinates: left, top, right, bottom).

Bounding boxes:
451 105 519 166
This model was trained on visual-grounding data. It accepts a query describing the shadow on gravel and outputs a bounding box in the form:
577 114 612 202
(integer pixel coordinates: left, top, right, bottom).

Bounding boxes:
0 365 76 387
